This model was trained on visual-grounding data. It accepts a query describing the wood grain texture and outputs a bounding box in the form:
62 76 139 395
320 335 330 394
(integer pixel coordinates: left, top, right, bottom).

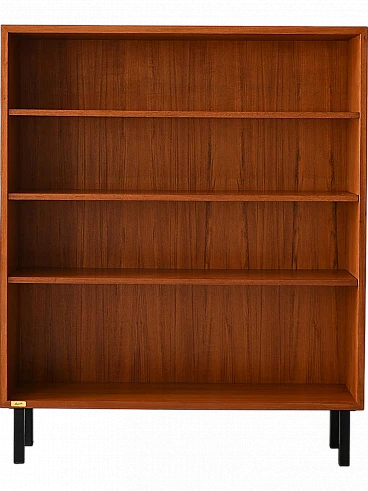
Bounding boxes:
15 39 349 111
9 110 360 118
344 31 367 406
7 383 359 410
0 26 9 404
344 287 359 405
345 203 360 279
8 191 359 202
7 121 19 200
8 268 358 286
7 36 19 111
357 30 367 407
14 118 349 193
17 285 349 385
7 285 19 396
7 37 20 202
347 120 360 196
344 39 363 406
354 30 368 407
7 207 20 397
348 37 362 114
16 201 348 270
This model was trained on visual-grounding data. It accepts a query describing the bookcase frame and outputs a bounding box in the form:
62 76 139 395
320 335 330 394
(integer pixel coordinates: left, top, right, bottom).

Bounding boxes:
1 25 367 465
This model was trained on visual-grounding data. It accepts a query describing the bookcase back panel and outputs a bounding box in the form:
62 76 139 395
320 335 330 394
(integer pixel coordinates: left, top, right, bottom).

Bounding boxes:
17 284 348 385
13 39 348 111
16 201 347 270
14 117 349 192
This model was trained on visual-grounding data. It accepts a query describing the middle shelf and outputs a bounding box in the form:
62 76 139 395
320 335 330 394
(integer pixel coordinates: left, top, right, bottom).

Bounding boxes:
8 191 359 202
8 268 358 286
8 110 361 118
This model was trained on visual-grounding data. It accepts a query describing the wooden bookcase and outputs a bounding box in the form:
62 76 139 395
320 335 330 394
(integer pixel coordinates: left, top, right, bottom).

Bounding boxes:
1 25 367 465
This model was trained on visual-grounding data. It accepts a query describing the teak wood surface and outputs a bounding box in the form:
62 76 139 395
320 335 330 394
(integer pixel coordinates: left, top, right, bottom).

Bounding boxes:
7 191 360 201
9 110 360 117
9 201 360 270
1 25 367 410
15 285 353 385
9 383 359 410
7 268 358 286
11 118 354 192
11 38 355 111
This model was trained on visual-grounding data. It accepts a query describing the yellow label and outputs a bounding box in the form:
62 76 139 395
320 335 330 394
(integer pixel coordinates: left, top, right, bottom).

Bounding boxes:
11 401 27 407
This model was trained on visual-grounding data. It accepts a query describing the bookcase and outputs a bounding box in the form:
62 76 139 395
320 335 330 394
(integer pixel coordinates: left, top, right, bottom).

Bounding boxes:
1 25 367 466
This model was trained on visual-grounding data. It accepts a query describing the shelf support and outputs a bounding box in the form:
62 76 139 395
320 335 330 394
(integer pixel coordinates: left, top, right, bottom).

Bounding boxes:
338 411 350 467
329 410 350 466
329 410 339 448
10 408 34 465
12 409 26 465
25 408 34 447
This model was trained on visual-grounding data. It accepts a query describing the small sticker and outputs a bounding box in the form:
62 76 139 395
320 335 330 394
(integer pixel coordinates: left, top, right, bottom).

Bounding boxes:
11 401 27 407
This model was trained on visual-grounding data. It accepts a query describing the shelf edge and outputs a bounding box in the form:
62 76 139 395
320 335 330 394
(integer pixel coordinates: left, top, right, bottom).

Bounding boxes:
8 109 361 119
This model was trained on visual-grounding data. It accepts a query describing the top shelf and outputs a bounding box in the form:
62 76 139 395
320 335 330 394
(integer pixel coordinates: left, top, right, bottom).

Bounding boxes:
4 25 366 39
9 110 361 119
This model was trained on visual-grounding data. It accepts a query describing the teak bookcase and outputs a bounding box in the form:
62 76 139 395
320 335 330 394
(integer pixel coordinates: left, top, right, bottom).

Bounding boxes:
1 25 367 466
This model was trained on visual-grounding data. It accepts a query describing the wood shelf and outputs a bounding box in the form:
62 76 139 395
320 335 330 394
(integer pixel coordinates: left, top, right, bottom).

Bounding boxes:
9 383 359 409
3 25 366 39
8 191 359 202
2 24 365 37
8 268 358 286
9 109 361 119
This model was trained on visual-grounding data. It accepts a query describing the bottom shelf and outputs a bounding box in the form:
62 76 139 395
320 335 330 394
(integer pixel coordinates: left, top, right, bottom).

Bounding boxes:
8 383 359 410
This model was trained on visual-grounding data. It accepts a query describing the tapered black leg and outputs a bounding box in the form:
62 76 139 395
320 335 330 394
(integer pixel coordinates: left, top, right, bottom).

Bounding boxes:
330 410 339 449
25 409 33 446
14 409 25 464
338 411 350 466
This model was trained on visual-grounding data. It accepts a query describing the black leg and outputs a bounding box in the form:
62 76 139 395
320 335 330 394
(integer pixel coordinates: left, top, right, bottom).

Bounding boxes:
330 410 339 449
338 410 350 466
25 409 33 446
14 409 25 464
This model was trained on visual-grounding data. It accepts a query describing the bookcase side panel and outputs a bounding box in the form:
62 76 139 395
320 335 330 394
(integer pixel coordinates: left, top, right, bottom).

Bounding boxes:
345 33 367 406
0 27 9 405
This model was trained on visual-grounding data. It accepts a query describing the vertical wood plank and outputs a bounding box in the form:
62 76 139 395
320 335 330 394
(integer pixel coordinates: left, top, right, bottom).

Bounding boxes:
0 27 9 404
345 32 367 405
7 285 19 395
356 31 367 406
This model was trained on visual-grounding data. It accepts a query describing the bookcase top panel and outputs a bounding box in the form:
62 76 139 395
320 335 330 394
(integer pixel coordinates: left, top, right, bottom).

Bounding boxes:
2 25 366 40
